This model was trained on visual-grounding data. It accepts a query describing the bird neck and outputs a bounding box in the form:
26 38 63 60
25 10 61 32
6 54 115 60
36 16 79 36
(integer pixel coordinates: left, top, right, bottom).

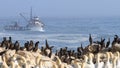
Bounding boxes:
57 57 62 65
36 56 41 65
113 57 117 68
106 53 110 62
39 59 43 68
96 55 100 63
84 55 88 63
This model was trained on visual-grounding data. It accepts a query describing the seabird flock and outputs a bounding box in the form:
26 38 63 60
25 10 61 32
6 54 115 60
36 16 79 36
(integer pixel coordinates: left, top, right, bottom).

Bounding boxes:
0 35 120 68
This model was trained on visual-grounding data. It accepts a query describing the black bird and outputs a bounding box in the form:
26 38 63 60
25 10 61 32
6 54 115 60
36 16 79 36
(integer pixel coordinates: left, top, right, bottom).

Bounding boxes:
1 37 7 47
8 37 12 43
44 39 54 58
112 35 119 46
106 38 110 48
77 43 84 55
45 39 54 49
35 41 39 47
30 40 34 46
14 41 20 51
62 47 68 53
77 47 82 54
100 38 105 49
33 41 39 52
114 35 119 42
41 46 44 55
27 40 34 51
115 35 119 39
71 50 75 56
7 37 13 49
89 34 93 45
24 41 29 50
41 46 44 52
9 43 14 50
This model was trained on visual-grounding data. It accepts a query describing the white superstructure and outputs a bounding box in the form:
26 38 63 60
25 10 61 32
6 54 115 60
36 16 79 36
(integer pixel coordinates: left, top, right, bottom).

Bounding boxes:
26 16 44 31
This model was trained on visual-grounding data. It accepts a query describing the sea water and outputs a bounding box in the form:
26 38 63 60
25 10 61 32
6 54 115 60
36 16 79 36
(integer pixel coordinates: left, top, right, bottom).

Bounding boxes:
0 17 120 51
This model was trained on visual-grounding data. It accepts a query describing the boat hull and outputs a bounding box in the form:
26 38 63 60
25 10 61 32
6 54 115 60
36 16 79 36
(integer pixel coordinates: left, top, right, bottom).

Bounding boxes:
27 26 44 31
4 26 44 31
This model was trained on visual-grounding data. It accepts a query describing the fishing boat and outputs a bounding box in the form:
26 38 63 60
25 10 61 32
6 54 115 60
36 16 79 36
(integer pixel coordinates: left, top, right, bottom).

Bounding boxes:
4 8 44 31
4 22 30 31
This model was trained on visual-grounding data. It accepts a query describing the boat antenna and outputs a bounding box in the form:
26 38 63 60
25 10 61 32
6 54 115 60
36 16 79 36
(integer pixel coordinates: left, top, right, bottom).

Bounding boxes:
30 7 32 21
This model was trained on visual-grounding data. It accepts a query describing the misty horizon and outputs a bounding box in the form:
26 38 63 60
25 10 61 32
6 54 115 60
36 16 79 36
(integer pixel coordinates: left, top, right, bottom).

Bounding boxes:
0 0 120 18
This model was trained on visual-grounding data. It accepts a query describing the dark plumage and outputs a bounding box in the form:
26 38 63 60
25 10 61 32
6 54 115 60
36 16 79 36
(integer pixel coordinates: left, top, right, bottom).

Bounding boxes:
9 43 14 50
35 41 39 47
24 41 29 50
44 40 54 58
112 35 119 46
27 40 34 51
100 38 105 49
1 37 7 47
77 43 84 56
77 47 81 53
89 34 93 45
14 41 20 51
40 46 44 55
115 35 119 39
45 39 49 49
41 46 44 52
94 44 100 54
33 41 39 52
0 50 6 55
8 37 12 43
7 37 13 49
106 38 110 48
30 40 34 46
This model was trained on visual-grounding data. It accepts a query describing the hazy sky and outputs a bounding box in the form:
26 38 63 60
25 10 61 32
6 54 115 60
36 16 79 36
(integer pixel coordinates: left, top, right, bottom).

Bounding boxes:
0 0 120 18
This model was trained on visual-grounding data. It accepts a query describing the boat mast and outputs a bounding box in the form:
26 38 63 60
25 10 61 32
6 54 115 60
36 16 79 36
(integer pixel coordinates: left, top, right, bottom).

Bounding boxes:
30 7 33 21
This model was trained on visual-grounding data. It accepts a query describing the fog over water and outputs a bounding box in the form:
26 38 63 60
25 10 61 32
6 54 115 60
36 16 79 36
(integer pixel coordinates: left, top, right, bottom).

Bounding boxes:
0 0 120 18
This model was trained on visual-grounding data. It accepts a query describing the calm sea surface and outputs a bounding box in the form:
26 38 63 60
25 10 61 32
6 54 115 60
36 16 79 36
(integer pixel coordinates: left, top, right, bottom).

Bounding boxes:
0 17 120 50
